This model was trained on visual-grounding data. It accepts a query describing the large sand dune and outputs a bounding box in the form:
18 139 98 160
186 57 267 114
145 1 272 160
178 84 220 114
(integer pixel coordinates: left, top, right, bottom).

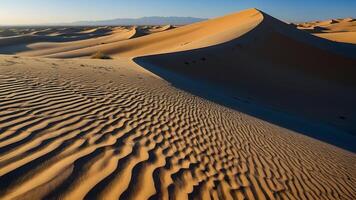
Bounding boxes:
0 8 355 200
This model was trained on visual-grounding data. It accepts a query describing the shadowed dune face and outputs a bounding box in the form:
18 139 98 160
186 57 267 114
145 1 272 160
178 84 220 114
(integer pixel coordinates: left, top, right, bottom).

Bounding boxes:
134 10 356 135
0 8 356 200
0 56 355 200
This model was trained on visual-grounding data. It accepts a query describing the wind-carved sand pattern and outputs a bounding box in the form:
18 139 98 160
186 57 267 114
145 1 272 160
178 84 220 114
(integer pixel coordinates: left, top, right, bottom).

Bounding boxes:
0 57 355 200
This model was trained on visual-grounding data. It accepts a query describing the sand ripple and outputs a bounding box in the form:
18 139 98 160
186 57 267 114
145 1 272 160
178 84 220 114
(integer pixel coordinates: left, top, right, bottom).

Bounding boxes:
0 57 355 200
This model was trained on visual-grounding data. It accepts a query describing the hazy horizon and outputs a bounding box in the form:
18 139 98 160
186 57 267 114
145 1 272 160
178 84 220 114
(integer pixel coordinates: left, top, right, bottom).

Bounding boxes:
1 0 355 25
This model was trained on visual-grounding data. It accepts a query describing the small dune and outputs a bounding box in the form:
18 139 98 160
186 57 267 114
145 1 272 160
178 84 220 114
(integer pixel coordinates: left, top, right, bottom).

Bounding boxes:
296 17 356 43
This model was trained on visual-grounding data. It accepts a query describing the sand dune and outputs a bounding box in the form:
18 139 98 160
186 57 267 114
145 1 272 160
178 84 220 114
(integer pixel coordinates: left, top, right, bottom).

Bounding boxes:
314 32 356 44
0 25 171 55
296 18 356 33
0 27 114 54
0 8 356 200
133 9 356 134
2 9 262 58
296 17 356 44
21 28 137 57
138 25 175 34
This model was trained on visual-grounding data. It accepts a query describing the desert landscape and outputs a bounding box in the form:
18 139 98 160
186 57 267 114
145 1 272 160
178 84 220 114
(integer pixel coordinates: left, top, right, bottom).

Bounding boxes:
0 6 355 200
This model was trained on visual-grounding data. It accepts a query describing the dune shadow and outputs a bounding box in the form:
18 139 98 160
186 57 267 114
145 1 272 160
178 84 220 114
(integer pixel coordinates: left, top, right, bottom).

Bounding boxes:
134 57 356 153
0 43 31 54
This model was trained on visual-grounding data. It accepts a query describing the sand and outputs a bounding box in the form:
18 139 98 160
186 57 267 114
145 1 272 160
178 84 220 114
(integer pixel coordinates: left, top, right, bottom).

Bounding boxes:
296 17 356 44
0 8 355 200
314 32 356 44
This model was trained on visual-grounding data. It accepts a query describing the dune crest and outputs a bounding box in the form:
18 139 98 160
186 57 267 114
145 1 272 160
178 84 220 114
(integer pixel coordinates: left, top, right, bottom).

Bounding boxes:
9 8 263 58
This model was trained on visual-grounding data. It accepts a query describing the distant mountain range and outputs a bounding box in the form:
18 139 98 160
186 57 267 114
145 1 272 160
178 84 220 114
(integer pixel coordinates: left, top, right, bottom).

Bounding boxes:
61 16 207 26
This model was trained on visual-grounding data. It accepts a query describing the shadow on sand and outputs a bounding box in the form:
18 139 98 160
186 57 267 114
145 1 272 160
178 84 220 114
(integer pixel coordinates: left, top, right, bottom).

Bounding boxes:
134 58 356 153
132 12 356 152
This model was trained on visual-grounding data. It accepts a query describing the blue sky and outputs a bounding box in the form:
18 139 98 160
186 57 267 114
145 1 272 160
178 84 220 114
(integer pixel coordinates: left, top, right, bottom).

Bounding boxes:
0 0 355 25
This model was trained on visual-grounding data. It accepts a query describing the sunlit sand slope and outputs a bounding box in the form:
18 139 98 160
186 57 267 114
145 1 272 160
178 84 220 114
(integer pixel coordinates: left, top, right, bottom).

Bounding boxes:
0 25 172 55
296 18 356 33
296 18 356 44
0 56 355 200
314 32 356 44
14 9 263 58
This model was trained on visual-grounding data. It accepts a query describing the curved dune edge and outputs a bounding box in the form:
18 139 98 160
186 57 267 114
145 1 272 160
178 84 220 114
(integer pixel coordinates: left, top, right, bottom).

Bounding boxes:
0 56 355 200
15 8 264 58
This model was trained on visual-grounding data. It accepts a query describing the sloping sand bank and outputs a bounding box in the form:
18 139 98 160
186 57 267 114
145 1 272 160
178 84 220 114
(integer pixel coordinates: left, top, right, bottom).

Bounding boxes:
315 32 356 44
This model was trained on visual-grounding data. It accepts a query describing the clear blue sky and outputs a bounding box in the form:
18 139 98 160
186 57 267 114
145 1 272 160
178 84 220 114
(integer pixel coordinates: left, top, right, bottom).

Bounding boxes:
0 0 355 25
